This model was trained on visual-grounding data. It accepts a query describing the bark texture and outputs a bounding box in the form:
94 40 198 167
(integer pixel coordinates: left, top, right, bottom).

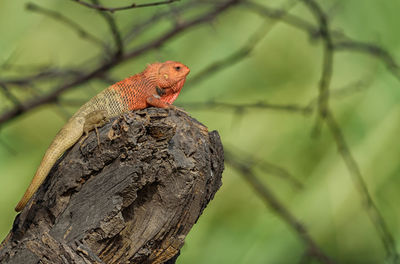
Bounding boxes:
0 108 224 264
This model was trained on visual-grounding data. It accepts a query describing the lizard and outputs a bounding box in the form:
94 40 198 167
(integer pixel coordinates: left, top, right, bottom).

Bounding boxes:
14 61 190 212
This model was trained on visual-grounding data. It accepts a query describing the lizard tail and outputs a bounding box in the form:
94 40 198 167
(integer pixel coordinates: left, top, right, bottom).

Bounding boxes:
15 124 83 212
14 153 59 212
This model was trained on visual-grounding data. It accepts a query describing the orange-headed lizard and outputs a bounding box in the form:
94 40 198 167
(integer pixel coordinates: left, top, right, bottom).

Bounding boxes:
15 61 190 212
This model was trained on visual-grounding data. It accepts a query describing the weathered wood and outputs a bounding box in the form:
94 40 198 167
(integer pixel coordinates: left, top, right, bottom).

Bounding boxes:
0 108 224 264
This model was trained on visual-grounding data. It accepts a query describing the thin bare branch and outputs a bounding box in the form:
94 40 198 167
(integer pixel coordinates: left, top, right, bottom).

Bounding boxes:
305 78 375 110
301 0 334 136
226 145 303 189
244 1 400 84
0 84 21 107
302 0 399 261
0 69 82 87
325 111 399 262
179 101 312 115
123 0 240 61
0 1 399 262
225 150 335 264
90 0 123 57
188 22 267 87
177 76 374 127
123 1 200 44
0 0 240 126
72 0 180 13
334 41 400 82
242 1 317 36
25 3 108 52
190 0 299 87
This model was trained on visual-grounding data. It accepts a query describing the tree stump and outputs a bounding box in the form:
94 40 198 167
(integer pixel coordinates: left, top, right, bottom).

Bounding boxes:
0 108 224 264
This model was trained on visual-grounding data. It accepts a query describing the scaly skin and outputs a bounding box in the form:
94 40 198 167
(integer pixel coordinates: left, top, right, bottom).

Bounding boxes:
15 61 190 212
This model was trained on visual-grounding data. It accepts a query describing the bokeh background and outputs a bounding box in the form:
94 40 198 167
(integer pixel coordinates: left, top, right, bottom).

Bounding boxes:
1 0 400 263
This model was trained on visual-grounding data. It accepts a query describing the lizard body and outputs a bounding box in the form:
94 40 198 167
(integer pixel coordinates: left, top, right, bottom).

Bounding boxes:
15 61 190 212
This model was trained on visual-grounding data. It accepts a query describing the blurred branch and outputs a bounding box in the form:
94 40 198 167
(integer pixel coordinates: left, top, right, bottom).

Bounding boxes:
244 1 400 84
90 0 123 57
2 0 398 126
255 159 303 190
25 3 109 53
242 1 317 36
301 0 334 135
0 69 82 87
204 1 399 258
0 84 21 107
122 0 240 60
334 41 400 82
301 0 399 261
190 0 298 87
180 100 312 115
226 145 303 189
1 0 399 261
0 0 240 125
123 1 200 44
181 77 372 115
225 150 335 264
325 111 399 262
188 22 268 87
72 0 179 12
306 78 375 109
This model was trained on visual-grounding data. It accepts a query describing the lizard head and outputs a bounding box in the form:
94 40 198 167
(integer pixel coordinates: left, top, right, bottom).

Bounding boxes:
156 61 190 90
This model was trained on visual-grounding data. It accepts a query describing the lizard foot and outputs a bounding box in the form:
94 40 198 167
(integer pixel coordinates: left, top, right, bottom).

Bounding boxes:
168 105 189 115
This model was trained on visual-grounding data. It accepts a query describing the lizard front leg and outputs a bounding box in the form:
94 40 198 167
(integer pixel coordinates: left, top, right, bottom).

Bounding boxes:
146 95 171 108
146 95 188 115
79 110 109 147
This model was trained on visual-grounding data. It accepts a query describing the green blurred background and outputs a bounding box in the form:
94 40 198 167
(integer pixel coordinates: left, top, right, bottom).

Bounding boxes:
1 0 400 263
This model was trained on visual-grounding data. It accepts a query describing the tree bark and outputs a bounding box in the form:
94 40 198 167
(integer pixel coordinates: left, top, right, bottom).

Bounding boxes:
0 108 224 264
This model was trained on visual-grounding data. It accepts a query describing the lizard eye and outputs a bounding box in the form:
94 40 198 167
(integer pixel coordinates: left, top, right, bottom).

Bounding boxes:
174 66 181 71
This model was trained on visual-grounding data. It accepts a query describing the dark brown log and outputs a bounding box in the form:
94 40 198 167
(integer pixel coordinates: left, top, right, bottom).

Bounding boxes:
0 108 224 264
